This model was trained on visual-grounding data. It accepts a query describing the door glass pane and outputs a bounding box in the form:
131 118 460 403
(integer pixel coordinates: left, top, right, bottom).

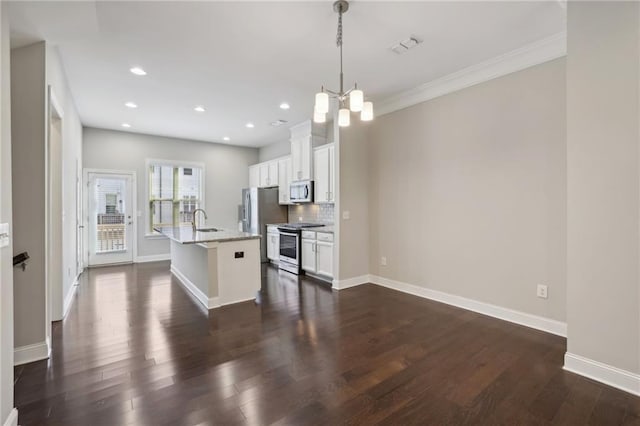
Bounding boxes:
94 177 127 253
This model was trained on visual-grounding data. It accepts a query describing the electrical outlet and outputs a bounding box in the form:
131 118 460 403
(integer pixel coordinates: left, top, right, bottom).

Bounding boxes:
342 211 350 220
537 284 548 299
381 257 387 266
298 217 303 222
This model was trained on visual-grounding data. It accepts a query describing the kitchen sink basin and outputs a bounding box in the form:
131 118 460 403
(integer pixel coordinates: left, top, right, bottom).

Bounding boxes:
196 227 220 232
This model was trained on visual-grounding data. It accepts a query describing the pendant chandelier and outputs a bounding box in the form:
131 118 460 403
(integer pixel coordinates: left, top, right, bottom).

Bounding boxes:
313 0 373 127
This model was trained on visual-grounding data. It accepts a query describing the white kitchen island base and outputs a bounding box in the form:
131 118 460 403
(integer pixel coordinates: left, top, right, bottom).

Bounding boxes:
158 227 261 310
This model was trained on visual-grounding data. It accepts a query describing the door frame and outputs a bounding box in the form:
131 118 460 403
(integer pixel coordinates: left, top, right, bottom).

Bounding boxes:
83 168 137 267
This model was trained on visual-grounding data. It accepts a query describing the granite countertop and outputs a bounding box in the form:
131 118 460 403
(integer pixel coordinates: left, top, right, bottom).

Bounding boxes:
154 226 261 244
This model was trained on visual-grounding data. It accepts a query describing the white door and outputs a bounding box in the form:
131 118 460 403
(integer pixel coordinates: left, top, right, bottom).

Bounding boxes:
291 138 302 181
300 136 312 180
278 157 291 204
314 147 329 203
76 159 83 273
268 161 278 187
301 238 316 273
87 172 134 266
266 232 279 261
316 241 334 277
259 163 269 187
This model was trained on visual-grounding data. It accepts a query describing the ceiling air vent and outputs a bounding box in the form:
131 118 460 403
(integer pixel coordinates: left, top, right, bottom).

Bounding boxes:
390 35 422 55
270 119 288 127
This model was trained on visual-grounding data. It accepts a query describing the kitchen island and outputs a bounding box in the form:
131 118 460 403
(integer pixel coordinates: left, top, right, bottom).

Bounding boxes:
154 226 261 309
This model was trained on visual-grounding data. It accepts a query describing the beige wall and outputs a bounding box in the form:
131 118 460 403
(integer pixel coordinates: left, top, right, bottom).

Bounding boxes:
11 42 47 348
566 1 640 374
0 3 15 422
365 58 567 321
258 139 290 162
83 127 259 257
46 46 83 320
10 41 83 351
338 121 370 280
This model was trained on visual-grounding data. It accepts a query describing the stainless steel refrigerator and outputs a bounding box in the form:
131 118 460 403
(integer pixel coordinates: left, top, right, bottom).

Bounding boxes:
241 187 288 262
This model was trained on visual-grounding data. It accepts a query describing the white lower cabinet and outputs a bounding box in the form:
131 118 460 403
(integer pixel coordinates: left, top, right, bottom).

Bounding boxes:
266 232 279 261
301 231 333 279
315 240 334 277
301 238 316 273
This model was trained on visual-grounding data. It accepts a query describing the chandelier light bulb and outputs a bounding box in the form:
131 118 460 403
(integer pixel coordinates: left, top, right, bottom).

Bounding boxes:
338 108 351 127
349 89 364 112
315 92 329 114
361 101 374 121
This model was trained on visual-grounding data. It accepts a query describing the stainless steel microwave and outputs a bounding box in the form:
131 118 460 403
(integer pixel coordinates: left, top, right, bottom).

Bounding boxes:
290 180 314 203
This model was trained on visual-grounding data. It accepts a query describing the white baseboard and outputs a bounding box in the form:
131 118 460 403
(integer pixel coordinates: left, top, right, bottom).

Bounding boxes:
135 253 170 263
170 264 218 309
62 274 80 319
332 274 370 290
368 275 567 337
14 338 50 366
564 352 640 396
2 408 18 426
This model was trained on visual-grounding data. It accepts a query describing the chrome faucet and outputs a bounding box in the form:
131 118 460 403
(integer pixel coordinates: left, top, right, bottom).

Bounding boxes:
192 209 207 231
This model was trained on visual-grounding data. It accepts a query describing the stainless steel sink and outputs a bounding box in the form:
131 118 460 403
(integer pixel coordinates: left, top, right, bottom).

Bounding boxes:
196 227 220 232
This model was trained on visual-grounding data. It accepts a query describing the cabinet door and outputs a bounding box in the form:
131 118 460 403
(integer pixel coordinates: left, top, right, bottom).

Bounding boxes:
316 241 333 278
259 163 269 187
328 145 335 202
278 157 291 204
268 161 278 187
291 138 302 181
266 232 279 261
249 165 260 188
314 147 330 203
301 238 316 273
300 136 312 180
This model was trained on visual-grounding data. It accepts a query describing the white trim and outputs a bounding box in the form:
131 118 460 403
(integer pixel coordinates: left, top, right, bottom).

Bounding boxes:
2 408 18 426
14 338 51 366
62 273 80 319
135 253 171 263
369 275 567 337
376 31 567 116
170 264 218 309
332 274 370 290
564 352 640 396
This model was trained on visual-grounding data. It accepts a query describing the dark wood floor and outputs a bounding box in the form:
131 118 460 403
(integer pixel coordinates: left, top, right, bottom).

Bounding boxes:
14 262 640 425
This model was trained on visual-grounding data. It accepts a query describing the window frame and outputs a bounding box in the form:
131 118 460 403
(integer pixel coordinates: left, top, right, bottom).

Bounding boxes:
145 158 205 238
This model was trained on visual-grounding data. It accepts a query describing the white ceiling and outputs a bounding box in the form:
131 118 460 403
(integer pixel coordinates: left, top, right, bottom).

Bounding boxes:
8 1 565 148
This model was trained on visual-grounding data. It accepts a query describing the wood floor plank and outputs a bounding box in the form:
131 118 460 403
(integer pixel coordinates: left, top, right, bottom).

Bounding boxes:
13 262 639 425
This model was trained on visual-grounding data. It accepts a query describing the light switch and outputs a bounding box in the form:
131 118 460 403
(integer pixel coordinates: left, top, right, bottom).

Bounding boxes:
342 211 350 220
0 223 10 248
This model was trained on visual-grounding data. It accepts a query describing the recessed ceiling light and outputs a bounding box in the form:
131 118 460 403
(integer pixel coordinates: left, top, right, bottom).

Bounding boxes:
245 123 255 128
125 102 138 108
279 102 290 110
130 67 147 76
194 106 206 113
223 136 230 141
122 123 131 128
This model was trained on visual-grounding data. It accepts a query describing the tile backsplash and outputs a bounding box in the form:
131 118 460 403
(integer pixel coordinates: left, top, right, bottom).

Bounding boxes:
288 204 334 224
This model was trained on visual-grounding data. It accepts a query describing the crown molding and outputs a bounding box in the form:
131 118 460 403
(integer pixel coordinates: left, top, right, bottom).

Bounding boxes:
377 31 567 116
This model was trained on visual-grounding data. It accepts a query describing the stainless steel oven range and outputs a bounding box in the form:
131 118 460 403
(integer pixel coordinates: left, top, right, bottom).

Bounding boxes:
277 223 325 275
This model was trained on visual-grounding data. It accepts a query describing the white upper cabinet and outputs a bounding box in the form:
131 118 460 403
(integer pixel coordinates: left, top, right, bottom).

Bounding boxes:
313 144 335 203
290 120 326 182
252 159 279 188
291 136 312 182
249 165 260 188
278 157 292 205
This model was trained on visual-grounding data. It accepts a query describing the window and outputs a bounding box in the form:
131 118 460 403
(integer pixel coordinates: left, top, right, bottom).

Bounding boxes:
147 161 204 234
